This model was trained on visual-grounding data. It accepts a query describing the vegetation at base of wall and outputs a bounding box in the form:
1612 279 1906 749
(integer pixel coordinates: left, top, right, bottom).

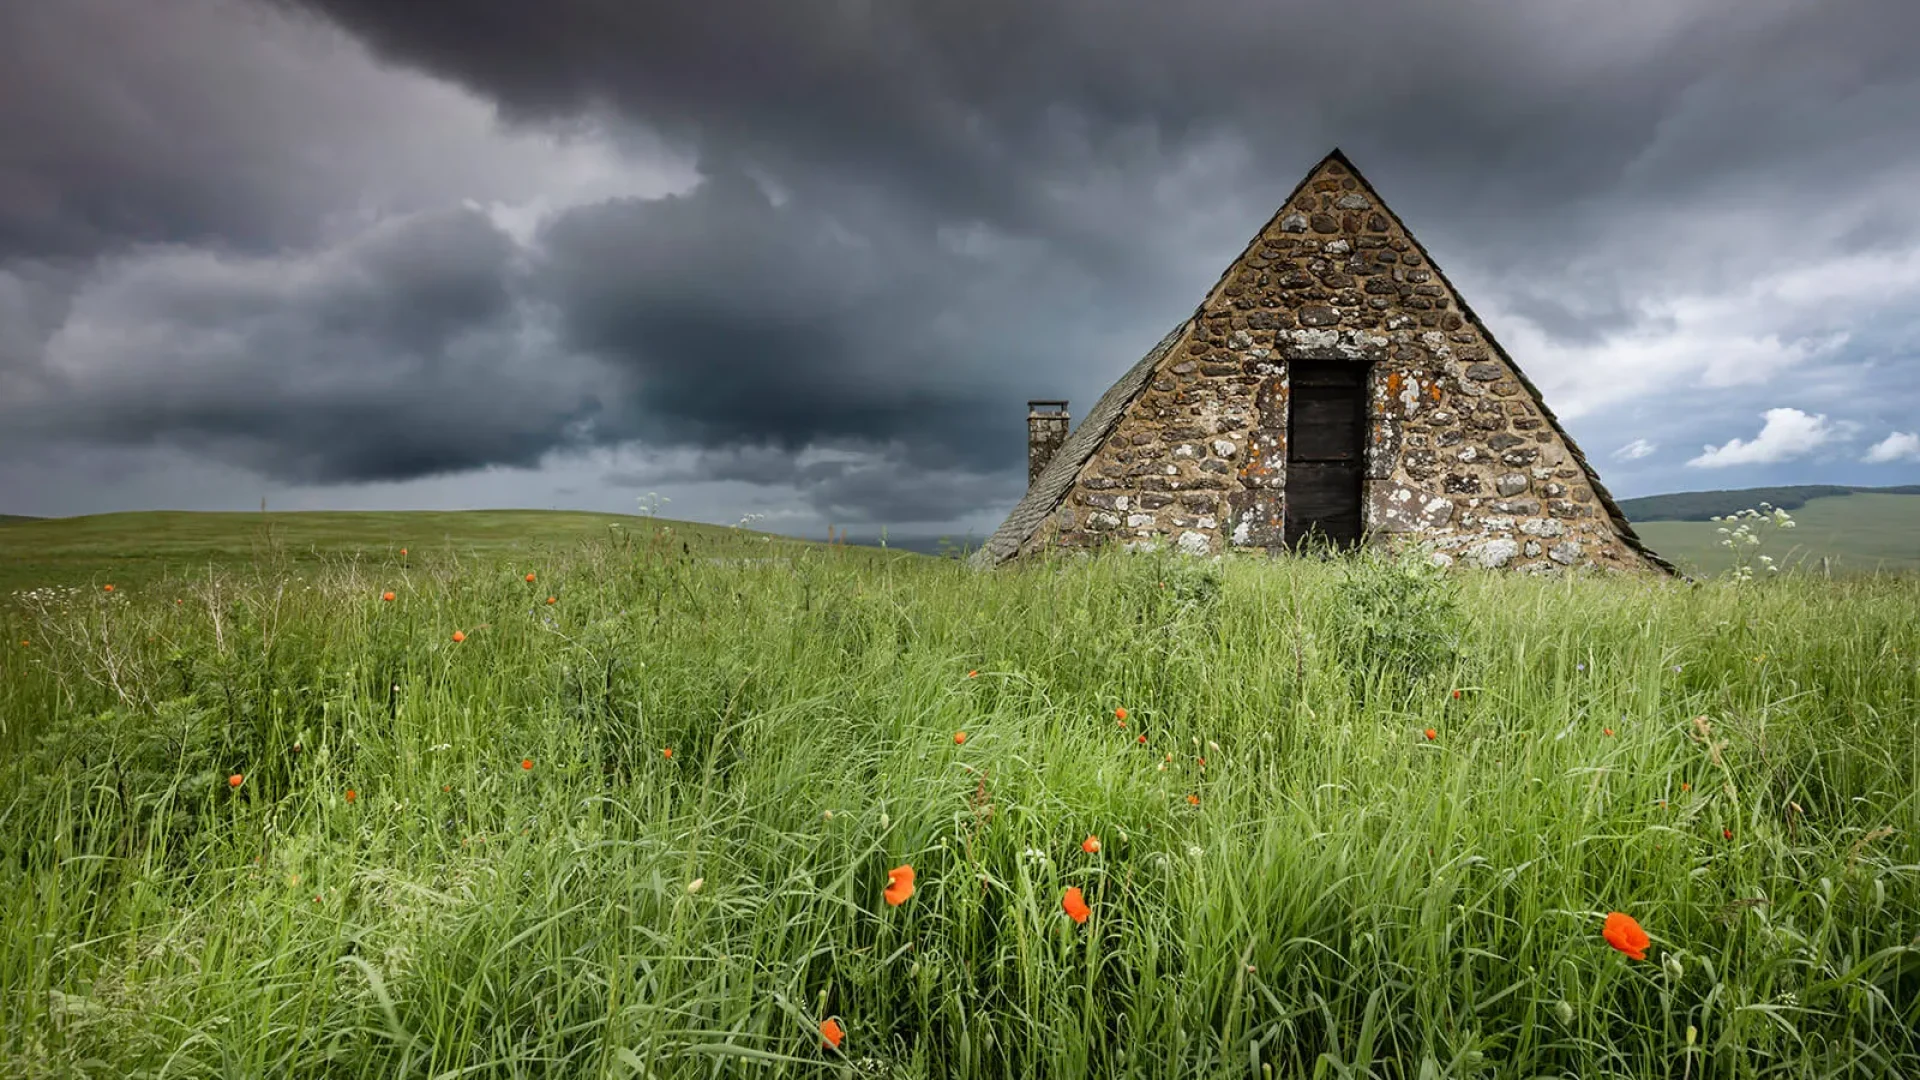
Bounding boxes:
1617 485 1920 523
1 535 1917 1078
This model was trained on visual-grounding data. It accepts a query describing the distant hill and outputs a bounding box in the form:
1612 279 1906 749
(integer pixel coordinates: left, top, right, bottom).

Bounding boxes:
1628 491 1920 576
0 515 43 524
1616 485 1920 522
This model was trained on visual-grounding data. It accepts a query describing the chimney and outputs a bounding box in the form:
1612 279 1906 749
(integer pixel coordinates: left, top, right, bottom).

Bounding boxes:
1027 400 1069 488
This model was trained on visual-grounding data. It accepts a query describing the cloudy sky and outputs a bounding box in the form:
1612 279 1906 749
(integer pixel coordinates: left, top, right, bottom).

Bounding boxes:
2 0 1916 540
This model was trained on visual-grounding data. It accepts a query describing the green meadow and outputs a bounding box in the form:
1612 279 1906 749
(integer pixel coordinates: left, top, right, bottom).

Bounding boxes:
1 514 1917 1078
1628 493 1920 578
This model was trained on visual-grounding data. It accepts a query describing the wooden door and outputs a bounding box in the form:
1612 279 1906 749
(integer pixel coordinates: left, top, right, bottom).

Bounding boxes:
1285 362 1366 550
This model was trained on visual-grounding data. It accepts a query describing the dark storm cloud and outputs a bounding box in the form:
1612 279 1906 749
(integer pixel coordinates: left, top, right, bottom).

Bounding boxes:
6 208 614 483
3 0 1917 524
279 0 1920 266
533 166 1053 472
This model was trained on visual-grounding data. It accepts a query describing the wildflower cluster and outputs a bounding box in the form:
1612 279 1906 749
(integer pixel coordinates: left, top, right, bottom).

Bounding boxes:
1711 503 1795 581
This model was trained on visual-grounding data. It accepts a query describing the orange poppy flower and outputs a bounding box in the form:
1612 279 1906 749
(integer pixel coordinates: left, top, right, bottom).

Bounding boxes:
382 591 395 601
1424 728 1437 741
442 784 451 792
953 731 967 745
1062 886 1090 924
451 630 466 643
967 670 978 678
1114 708 1128 721
399 548 407 556
1082 835 1101 854
522 573 534 583
1451 689 1461 699
103 584 114 592
1603 912 1649 960
546 596 556 604
1722 828 1733 840
1137 734 1147 744
1604 728 1615 737
884 864 915 906
228 774 243 789
346 788 357 802
521 758 533 771
1680 782 1692 792
662 747 673 758
1187 794 1199 806
820 1017 844 1050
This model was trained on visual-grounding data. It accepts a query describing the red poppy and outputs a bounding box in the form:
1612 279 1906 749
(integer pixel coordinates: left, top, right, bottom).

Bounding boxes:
452 630 466 643
953 731 966 745
228 774 243 789
345 789 357 803
103 584 114 592
1603 912 1649 961
1604 728 1615 737
820 1018 844 1050
967 670 978 678
399 548 407 556
1082 835 1101 854
1424 728 1437 741
1062 886 1090 924
1681 782 1692 792
521 758 533 771
1450 689 1460 699
1723 828 1733 840
1187 794 1199 806
884 864 915 906
525 573 536 583
662 747 673 758
382 591 395 601
1137 734 1147 744
546 595 556 604
1114 707 1128 721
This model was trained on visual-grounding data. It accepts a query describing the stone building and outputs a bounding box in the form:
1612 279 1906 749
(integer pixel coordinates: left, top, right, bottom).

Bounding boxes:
971 149 1673 575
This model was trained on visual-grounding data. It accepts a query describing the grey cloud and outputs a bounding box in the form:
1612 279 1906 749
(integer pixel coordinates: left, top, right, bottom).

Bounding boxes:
6 208 614 483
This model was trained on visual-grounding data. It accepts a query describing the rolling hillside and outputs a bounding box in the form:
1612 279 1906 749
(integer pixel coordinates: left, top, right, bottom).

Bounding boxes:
1629 491 1920 576
0 509 831 602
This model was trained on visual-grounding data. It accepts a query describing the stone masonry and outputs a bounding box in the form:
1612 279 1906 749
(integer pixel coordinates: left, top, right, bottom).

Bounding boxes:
994 150 1669 575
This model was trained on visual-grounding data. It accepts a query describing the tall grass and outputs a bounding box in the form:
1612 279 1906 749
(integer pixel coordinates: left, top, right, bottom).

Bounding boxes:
1 537 1916 1078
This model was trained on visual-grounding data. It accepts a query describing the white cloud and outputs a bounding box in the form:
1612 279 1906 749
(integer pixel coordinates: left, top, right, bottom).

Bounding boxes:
1688 407 1839 468
1611 438 1657 461
1862 431 1920 463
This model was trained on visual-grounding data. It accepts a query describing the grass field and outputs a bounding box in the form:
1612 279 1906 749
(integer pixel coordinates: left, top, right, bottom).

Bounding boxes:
0 509 823 602
1 518 1917 1077
1631 494 1920 578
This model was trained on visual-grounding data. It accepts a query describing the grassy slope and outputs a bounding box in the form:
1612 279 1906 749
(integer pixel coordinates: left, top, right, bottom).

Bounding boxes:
0 509 819 602
1633 493 1920 577
1 536 1916 1077
1617 485 1920 522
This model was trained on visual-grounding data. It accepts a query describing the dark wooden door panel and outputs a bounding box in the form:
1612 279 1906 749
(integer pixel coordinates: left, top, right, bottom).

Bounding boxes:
1291 390 1363 461
1284 464 1362 546
1285 361 1368 550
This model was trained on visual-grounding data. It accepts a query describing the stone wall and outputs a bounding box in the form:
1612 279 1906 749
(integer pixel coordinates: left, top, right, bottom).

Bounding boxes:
1020 155 1658 574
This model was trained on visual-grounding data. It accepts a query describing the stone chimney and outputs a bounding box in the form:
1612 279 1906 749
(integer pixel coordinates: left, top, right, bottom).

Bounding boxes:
1027 400 1069 488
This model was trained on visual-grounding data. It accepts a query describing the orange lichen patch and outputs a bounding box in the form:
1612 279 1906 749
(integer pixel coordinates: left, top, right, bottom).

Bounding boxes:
1385 371 1404 397
1429 384 1443 402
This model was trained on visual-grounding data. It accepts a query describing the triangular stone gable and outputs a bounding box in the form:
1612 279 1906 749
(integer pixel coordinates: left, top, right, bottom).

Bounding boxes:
972 149 1673 575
